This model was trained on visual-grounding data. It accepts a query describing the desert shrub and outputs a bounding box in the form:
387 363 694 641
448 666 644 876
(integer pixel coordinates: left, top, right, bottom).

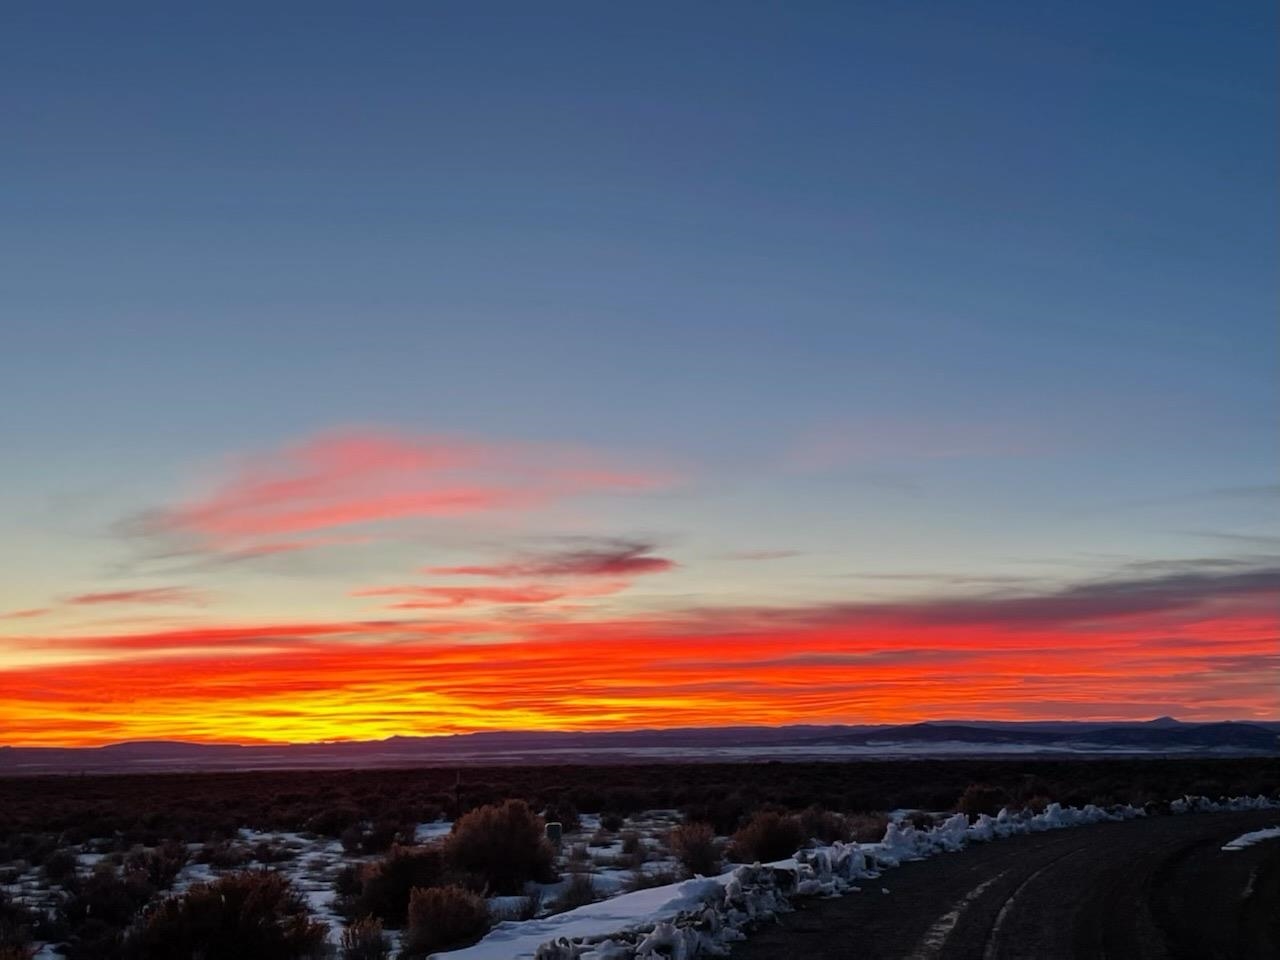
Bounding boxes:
345 844 448 928
728 812 804 863
334 864 361 900
126 841 189 888
1 891 39 957
515 889 542 920
668 822 721 877
551 872 599 913
339 916 390 959
799 805 851 843
340 819 409 856
60 863 157 958
340 825 365 855
956 783 1008 820
845 812 891 842
444 800 555 895
195 840 253 869
600 813 625 832
41 848 78 886
402 885 491 957
124 870 327 959
619 831 643 856
252 840 296 864
680 797 750 836
306 804 362 838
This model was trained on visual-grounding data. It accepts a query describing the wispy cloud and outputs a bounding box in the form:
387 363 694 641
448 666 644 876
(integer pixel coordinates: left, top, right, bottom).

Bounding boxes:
428 539 675 578
725 549 802 562
1 608 49 620
66 587 207 607
128 428 673 557
353 579 630 609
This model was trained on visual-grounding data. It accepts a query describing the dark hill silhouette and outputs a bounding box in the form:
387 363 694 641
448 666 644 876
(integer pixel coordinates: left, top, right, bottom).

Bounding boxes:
1 718 1275 774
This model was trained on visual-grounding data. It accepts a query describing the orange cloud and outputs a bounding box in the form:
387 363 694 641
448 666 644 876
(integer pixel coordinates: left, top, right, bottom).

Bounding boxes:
2 565 1276 745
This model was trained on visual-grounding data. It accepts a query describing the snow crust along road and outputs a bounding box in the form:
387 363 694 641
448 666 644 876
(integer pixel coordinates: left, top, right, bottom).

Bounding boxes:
438 796 1280 960
731 808 1280 960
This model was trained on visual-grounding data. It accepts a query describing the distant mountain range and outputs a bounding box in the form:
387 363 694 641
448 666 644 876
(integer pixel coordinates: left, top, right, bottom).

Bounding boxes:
2 718 1276 774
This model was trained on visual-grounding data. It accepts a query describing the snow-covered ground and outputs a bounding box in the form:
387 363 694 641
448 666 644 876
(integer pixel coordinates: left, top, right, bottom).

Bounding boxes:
435 795 1280 960
1222 825 1280 851
7 795 1277 959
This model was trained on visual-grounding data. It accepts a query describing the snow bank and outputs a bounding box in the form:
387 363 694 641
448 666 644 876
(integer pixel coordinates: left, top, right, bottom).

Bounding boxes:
440 876 739 960
434 794 1278 960
1170 794 1277 814
1222 825 1280 851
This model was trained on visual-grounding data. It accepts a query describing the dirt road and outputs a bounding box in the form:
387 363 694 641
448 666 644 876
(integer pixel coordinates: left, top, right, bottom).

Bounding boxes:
730 809 1280 960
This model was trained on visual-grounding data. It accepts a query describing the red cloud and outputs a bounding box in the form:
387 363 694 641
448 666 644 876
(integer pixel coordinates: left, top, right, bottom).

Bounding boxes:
428 539 675 578
138 429 671 553
68 587 206 606
4 563 1274 746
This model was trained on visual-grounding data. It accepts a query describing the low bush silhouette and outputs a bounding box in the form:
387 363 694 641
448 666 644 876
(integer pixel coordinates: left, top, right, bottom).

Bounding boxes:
668 822 721 876
845 812 891 842
402 885 491 957
798 805 851 843
728 811 805 863
552 871 600 913
126 840 188 888
444 800 555 895
41 848 77 886
956 783 1009 819
342 844 448 928
1 891 39 959
124 870 327 959
60 862 157 959
339 916 390 959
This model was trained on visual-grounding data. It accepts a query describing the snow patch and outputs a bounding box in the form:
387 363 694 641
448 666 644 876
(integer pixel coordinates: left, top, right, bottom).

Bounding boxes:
1222 826 1280 851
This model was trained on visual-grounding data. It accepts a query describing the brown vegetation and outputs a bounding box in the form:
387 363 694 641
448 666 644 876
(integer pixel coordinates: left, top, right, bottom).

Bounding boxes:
402 885 491 957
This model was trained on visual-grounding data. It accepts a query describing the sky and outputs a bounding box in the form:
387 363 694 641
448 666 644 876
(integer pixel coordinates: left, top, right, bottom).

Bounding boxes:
1 2 1276 746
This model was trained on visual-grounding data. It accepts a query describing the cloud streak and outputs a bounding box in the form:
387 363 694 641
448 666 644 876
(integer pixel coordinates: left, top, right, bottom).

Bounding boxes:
131 429 672 556
67 587 207 607
427 539 675 578
3 561 1275 745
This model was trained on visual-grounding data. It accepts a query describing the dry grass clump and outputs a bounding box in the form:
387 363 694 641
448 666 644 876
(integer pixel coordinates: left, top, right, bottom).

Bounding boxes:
339 916 390 960
668 822 721 877
845 812 891 842
550 872 599 914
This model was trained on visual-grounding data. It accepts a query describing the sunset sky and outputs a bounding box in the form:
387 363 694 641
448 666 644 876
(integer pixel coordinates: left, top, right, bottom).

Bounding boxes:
2 3 1277 746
